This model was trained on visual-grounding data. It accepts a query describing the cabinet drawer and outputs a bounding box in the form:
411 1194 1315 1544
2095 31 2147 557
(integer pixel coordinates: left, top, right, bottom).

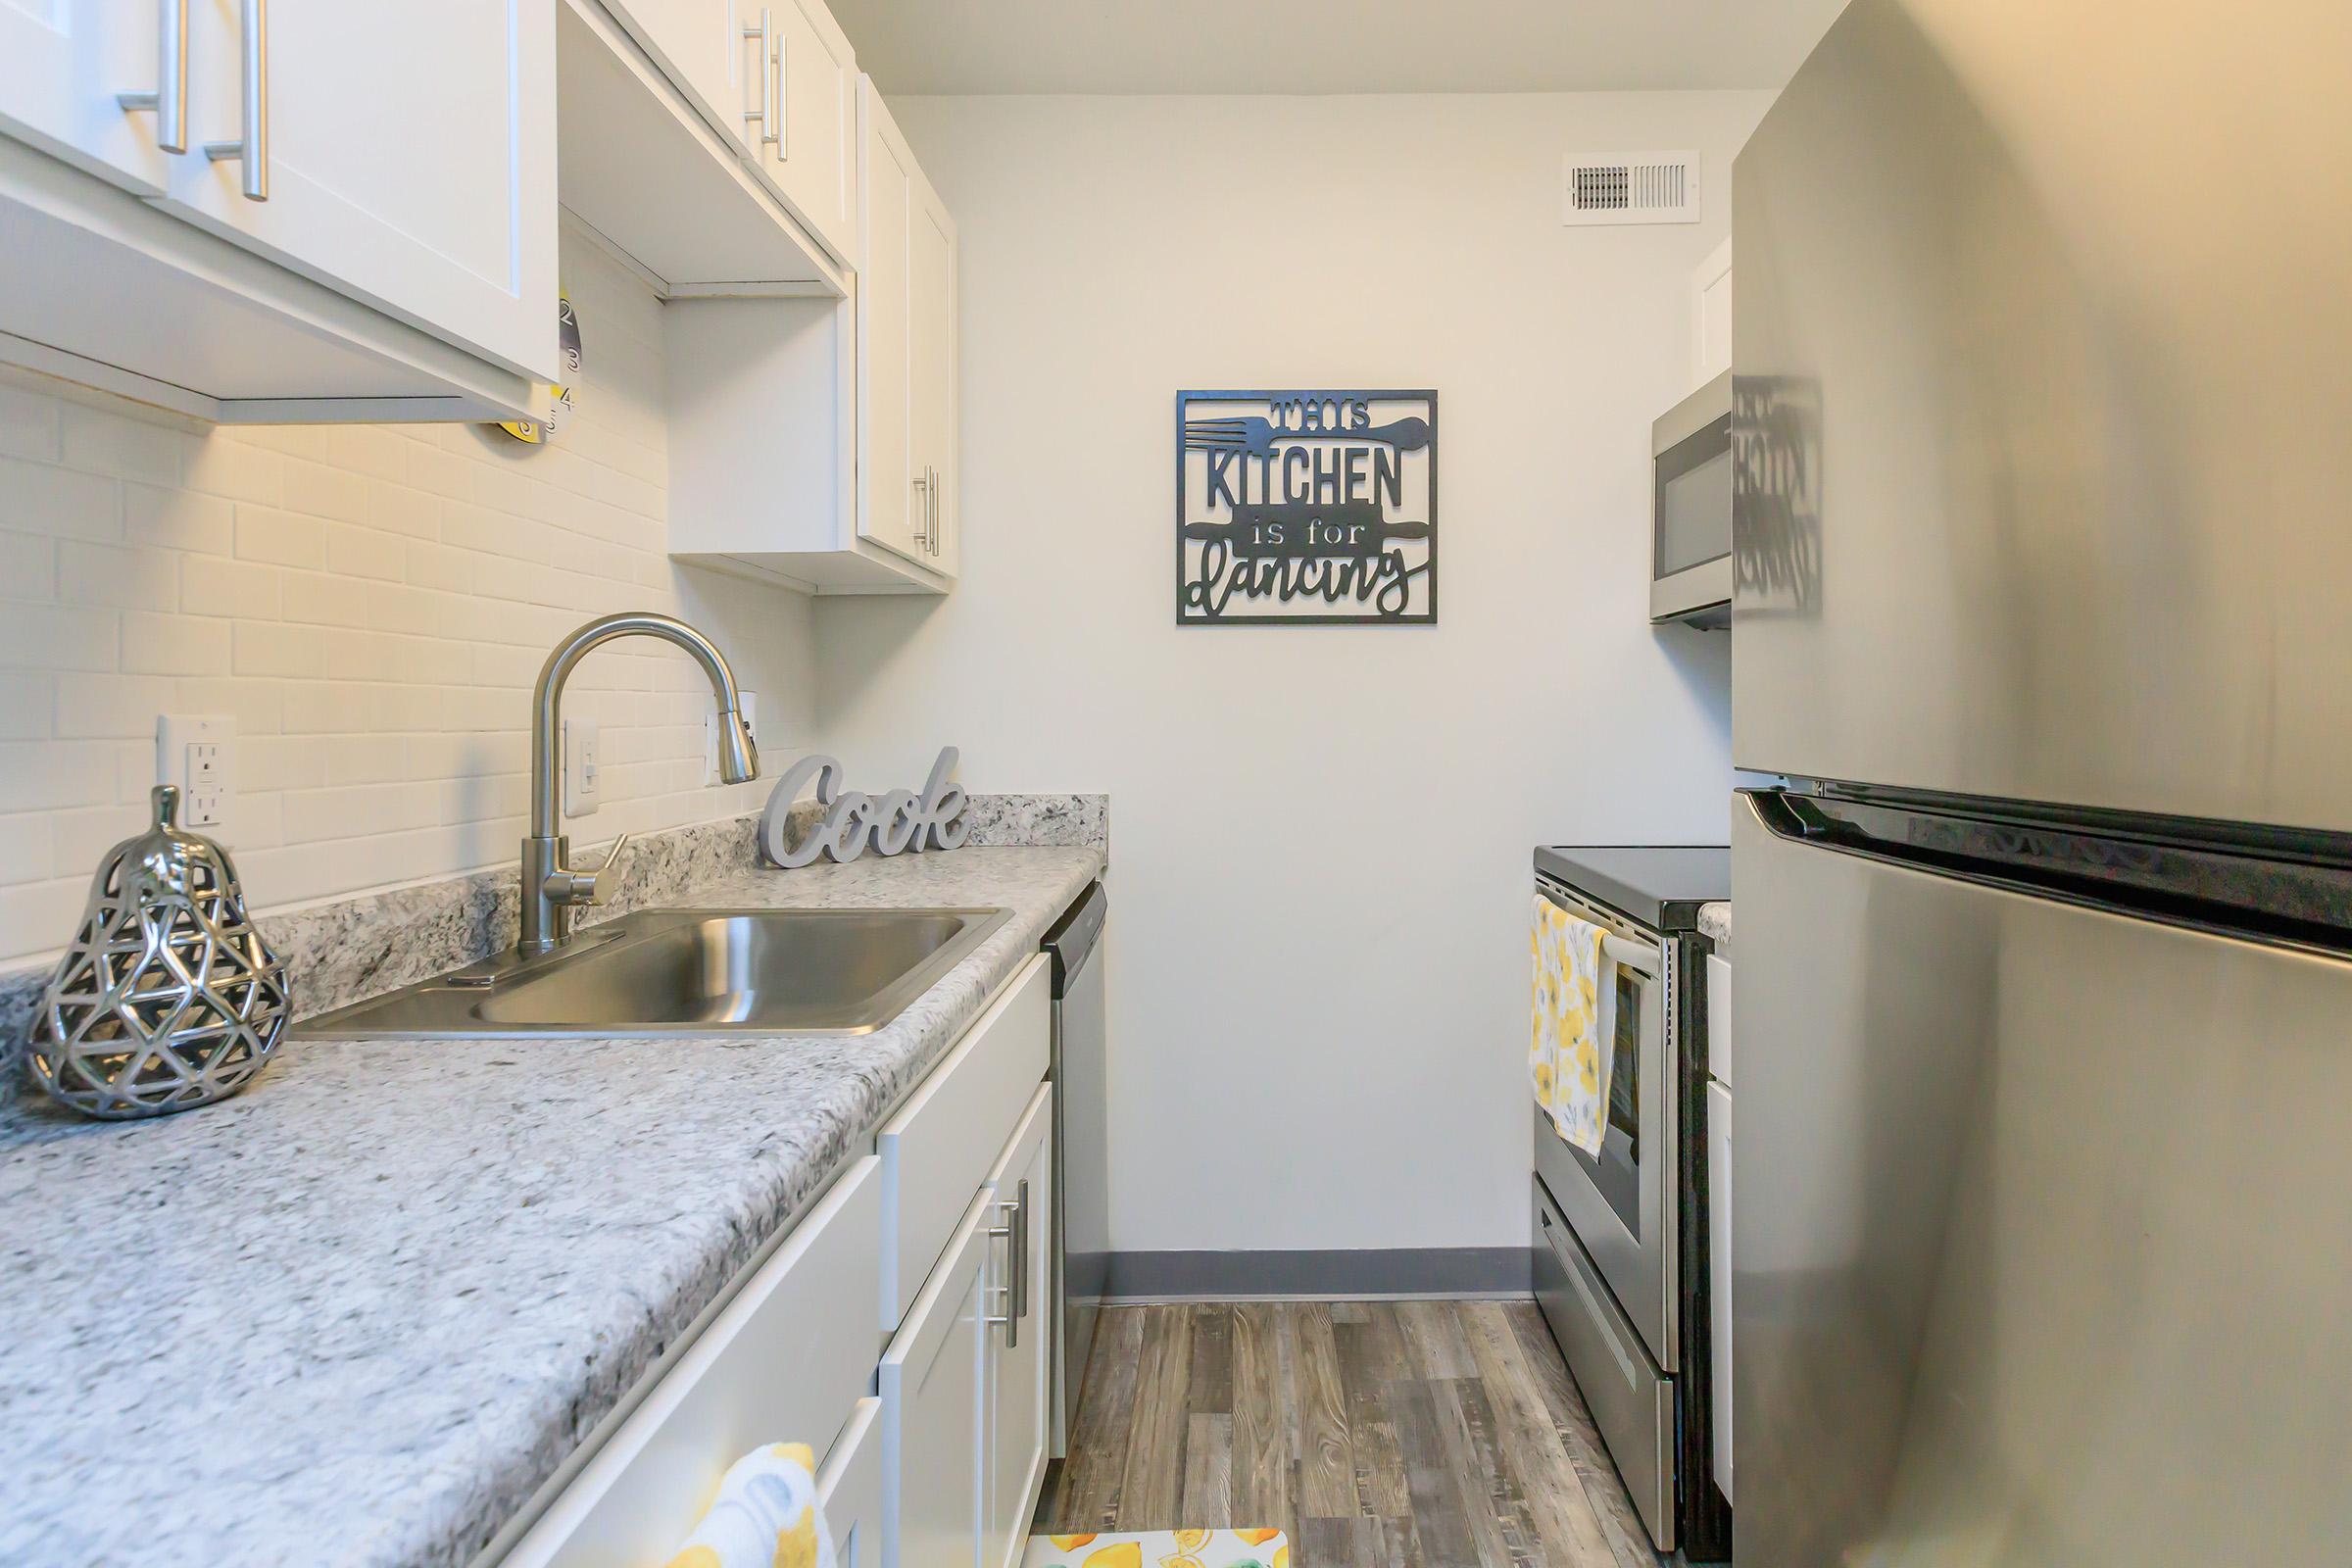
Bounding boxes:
503 1156 882 1568
879 955 1050 1329
820 1397 885 1568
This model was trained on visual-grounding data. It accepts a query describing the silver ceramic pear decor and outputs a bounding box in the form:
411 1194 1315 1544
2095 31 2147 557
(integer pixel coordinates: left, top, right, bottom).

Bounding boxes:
28 784 290 1119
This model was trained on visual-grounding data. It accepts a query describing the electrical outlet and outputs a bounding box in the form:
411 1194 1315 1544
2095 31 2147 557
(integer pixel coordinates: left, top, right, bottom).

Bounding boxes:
156 714 234 830
564 717 600 817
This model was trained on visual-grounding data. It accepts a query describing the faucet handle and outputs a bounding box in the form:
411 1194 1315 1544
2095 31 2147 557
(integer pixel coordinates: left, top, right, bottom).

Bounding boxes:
543 832 631 906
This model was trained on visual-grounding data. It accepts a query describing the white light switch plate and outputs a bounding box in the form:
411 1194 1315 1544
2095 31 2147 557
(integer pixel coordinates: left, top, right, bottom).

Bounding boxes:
156 714 234 830
564 717 600 817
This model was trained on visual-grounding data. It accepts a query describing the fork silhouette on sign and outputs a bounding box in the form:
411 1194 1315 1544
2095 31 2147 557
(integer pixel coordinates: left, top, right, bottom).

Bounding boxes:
1182 415 1432 460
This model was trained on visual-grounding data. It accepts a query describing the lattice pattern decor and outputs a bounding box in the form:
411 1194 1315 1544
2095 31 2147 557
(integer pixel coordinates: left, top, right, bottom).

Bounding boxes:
29 786 289 1119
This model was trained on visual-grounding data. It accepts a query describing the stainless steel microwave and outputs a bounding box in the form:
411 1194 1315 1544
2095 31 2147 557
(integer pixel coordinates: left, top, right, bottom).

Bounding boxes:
1649 370 1732 629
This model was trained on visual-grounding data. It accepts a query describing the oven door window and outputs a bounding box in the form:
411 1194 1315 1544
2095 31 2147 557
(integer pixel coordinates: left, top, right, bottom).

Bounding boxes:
1571 964 1647 1239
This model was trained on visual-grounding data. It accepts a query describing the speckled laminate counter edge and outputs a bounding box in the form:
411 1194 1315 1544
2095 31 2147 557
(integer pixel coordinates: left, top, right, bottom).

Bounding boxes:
0 794 1105 1095
1697 900 1732 956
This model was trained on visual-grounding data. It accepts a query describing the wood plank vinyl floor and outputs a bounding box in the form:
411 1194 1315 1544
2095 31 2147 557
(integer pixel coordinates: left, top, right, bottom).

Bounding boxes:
1036 1301 1666 1568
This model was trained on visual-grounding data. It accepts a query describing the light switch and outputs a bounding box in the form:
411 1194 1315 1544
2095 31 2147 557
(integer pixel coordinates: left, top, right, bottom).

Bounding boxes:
564 717 600 817
156 714 234 830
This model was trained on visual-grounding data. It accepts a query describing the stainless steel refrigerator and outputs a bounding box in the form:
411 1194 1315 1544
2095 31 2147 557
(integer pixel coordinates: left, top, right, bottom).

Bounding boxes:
1731 2 2352 1563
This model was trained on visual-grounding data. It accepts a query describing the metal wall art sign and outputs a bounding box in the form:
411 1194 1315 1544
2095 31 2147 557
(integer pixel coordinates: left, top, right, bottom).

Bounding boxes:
759 747 970 868
1177 388 1438 625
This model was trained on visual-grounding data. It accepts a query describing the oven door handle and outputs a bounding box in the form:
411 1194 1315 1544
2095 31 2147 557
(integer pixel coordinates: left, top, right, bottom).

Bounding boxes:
1601 932 1662 977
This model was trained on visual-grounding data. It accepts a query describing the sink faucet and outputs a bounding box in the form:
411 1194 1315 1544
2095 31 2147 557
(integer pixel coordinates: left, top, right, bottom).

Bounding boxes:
520 612 759 954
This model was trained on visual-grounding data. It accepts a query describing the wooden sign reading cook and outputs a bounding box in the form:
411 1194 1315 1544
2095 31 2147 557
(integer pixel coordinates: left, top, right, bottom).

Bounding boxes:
760 747 970 867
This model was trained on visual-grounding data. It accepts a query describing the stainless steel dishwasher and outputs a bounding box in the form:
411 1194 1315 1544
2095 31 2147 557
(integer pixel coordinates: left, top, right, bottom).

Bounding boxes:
1042 880 1106 1457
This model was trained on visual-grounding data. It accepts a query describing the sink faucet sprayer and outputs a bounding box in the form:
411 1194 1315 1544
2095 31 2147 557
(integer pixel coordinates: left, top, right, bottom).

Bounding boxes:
520 612 758 954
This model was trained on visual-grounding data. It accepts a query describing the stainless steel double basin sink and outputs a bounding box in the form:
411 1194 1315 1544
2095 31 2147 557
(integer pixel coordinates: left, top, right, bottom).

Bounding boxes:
299 906 1012 1038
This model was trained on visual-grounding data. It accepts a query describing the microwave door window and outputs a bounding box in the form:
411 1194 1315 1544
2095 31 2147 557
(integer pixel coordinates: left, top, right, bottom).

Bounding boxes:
1656 430 1734 577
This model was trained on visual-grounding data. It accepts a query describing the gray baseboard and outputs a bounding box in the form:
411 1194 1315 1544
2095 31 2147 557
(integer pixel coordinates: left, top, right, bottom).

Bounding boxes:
1104 1247 1535 1302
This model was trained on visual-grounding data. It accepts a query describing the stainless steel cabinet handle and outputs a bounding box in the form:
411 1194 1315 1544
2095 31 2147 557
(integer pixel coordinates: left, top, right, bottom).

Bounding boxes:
910 470 930 551
201 0 268 200
117 0 189 154
1013 1177 1030 1323
742 10 777 148
986 1196 1019 1346
926 465 942 557
772 28 788 160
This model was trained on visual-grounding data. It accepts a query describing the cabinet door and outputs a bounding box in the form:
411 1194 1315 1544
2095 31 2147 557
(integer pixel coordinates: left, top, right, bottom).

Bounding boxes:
0 0 178 192
612 0 741 158
909 160 957 576
856 77 922 566
753 0 856 264
155 0 557 379
881 1193 988 1568
983 1087 1053 1568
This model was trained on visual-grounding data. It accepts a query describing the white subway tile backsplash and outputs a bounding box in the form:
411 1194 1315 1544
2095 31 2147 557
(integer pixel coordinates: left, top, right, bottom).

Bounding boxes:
58 539 177 611
0 455 120 541
0 531 55 600
0 234 816 964
180 556 282 619
124 483 235 555
234 506 328 568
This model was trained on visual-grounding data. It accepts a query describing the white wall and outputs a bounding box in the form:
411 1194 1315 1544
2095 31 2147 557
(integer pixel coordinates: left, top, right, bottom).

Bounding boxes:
815 92 1767 1254
0 229 816 965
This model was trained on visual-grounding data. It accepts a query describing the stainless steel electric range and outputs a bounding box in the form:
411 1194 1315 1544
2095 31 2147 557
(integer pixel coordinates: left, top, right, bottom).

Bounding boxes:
1531 845 1730 1561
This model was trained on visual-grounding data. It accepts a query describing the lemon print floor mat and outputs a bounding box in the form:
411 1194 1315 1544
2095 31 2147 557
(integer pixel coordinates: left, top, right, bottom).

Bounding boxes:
1023 1529 1289 1568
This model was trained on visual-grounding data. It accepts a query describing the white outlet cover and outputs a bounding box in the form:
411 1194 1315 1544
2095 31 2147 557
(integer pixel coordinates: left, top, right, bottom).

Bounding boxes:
156 713 234 830
564 717 601 817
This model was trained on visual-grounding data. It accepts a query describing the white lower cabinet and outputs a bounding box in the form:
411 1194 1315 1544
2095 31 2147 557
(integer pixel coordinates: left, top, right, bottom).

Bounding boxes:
881 1193 991 1568
820 1397 887 1568
501 1156 883 1568
494 957 1054 1568
983 1088 1054 1568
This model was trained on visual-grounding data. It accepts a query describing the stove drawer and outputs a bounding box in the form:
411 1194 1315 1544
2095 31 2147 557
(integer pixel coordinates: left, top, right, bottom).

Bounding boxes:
1532 1175 1676 1554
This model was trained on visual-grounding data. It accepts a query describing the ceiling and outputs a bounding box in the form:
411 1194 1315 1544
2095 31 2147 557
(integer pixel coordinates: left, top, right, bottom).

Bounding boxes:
822 0 1852 96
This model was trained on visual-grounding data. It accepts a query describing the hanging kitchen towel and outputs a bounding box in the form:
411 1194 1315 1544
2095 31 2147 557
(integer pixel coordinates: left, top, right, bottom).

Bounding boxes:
1532 897 1611 1155
662 1443 837 1568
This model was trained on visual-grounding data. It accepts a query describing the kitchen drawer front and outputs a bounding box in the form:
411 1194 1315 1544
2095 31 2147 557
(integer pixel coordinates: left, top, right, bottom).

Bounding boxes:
820 1396 885 1568
1532 1175 1676 1553
879 955 1050 1329
503 1156 882 1568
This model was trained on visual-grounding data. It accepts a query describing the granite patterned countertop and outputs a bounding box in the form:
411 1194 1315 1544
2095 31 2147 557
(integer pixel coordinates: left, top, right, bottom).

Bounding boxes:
0 847 1102 1568
1697 900 1732 956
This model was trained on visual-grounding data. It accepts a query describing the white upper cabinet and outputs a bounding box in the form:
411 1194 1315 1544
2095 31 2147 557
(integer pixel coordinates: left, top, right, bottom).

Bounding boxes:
0 0 554 420
609 0 742 149
860 78 957 573
662 72 956 596
908 164 957 576
603 0 858 268
0 0 177 194
858 87 920 567
154 0 556 380
756 0 858 265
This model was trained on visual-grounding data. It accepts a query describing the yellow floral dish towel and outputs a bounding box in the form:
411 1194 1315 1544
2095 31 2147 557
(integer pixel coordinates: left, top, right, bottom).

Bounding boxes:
1531 897 1610 1155
662 1443 835 1568
1023 1529 1289 1568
